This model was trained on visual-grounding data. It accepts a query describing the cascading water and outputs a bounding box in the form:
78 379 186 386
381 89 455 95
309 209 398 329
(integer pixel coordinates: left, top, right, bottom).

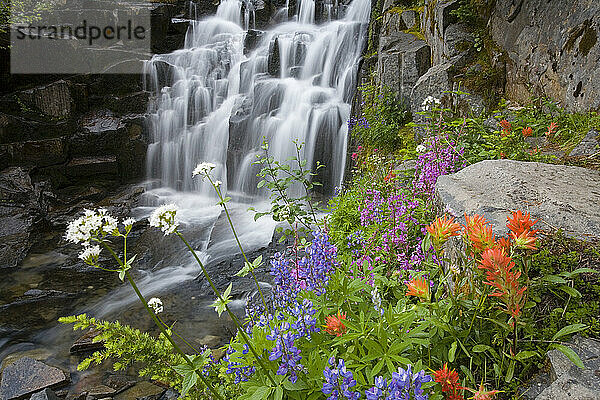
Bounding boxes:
90 0 372 315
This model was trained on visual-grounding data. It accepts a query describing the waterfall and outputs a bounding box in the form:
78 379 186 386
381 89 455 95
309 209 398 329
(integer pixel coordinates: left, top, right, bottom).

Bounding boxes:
144 0 371 198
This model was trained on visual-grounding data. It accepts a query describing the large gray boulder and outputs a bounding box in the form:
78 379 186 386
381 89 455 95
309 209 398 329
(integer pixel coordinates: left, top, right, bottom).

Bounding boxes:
536 337 600 400
435 160 600 240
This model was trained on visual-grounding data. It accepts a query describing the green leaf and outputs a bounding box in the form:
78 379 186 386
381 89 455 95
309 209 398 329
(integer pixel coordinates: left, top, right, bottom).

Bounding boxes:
250 386 271 400
515 350 538 362
181 371 198 397
543 275 568 284
552 344 585 369
274 386 283 400
559 285 582 298
448 341 458 363
505 360 515 383
552 324 588 341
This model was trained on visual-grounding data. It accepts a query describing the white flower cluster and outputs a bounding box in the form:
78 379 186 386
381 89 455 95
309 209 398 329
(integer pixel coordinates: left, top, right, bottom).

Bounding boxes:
148 297 164 314
415 144 427 154
214 180 222 187
192 162 216 179
65 208 118 245
123 218 136 228
421 95 441 111
78 245 101 266
149 204 179 235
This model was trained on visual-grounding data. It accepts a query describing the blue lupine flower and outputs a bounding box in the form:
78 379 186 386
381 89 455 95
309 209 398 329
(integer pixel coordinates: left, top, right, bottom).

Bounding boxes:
322 357 361 400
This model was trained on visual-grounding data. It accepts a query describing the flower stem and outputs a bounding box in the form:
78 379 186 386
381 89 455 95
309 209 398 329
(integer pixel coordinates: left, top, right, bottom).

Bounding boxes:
209 177 268 312
176 232 277 386
99 241 223 400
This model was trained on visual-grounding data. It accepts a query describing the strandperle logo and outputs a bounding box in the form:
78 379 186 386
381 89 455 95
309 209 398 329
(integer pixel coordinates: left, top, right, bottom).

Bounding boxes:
14 20 147 46
10 0 152 74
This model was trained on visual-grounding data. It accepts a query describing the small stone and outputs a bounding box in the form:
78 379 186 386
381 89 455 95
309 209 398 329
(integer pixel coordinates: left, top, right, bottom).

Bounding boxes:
30 388 61 400
113 382 164 400
86 385 116 399
198 335 221 348
70 329 104 354
0 357 69 400
570 129 599 157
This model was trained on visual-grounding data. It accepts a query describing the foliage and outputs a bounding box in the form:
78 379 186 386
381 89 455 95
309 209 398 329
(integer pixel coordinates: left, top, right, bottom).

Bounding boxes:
348 82 413 154
251 140 323 241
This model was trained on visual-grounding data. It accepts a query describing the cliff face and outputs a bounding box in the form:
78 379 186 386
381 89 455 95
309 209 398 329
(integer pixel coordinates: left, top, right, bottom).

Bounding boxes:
490 0 600 112
372 0 600 116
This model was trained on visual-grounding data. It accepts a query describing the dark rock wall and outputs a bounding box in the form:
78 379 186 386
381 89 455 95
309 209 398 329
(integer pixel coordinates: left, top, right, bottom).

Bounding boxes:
490 0 600 112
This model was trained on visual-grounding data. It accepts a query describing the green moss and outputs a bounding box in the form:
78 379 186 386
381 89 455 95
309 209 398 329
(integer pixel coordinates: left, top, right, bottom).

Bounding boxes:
579 25 597 56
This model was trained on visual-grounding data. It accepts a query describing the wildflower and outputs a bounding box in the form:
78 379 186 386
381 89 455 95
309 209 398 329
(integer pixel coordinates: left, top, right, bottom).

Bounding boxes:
479 248 527 321
421 96 441 111
384 171 396 182
65 209 119 245
149 204 179 235
466 383 501 400
464 214 495 254
506 210 538 237
78 245 101 265
351 152 359 161
500 152 506 159
214 180 222 187
148 297 164 314
122 217 136 228
498 119 511 133
522 127 532 137
433 363 462 396
427 215 462 251
367 366 433 400
510 229 537 250
192 162 216 178
322 357 360 400
405 277 430 301
371 286 384 316
416 144 427 153
495 237 511 254
267 325 303 383
323 311 347 337
546 122 558 136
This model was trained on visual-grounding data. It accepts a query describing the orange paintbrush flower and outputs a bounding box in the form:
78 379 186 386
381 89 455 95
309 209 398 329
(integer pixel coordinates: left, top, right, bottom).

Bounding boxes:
495 237 511 254
466 383 501 400
510 229 537 250
498 119 511 134
323 311 347 337
464 214 495 254
433 363 463 394
546 122 558 136
522 127 532 137
405 277 430 301
479 248 527 321
427 215 462 251
506 210 538 237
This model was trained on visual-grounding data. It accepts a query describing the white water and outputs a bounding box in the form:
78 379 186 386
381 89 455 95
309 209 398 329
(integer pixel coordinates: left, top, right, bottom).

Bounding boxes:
90 0 371 315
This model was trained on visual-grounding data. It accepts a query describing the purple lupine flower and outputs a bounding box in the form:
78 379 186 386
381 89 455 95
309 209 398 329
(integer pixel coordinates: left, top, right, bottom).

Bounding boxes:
323 357 361 400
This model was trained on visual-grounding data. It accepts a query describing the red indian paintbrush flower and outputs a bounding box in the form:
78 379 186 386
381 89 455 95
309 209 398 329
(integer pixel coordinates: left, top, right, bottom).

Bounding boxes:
433 363 463 397
547 122 558 136
405 277 430 301
522 126 532 137
427 215 462 251
464 214 495 254
506 210 538 237
466 383 501 400
479 248 527 321
498 119 511 134
323 311 347 336
510 229 537 250
495 237 511 254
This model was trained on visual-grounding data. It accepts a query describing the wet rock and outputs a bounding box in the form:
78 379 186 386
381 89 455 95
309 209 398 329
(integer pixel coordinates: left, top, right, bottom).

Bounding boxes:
570 129 599 157
65 156 119 179
435 159 600 241
535 336 600 400
103 374 137 395
0 167 44 269
30 388 61 400
113 382 164 400
17 80 74 119
0 357 69 400
198 334 221 348
0 138 67 168
267 38 281 77
421 0 461 64
244 29 264 55
70 329 105 354
85 385 117 399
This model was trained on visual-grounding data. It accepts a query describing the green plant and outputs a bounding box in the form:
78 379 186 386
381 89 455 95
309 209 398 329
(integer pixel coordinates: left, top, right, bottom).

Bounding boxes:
349 82 413 154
